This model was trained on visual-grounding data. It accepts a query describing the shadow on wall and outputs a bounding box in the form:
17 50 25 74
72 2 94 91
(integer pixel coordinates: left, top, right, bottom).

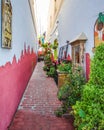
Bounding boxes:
0 45 37 130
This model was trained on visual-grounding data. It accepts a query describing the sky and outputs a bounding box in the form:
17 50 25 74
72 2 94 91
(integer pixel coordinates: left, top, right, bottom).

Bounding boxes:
35 0 50 36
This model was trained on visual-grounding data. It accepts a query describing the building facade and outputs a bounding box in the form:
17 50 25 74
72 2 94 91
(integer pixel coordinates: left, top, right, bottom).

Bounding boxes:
46 0 64 42
0 0 38 129
47 0 104 80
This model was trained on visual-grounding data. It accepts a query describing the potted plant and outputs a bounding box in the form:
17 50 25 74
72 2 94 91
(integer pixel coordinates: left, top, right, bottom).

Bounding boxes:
55 67 85 119
57 61 72 88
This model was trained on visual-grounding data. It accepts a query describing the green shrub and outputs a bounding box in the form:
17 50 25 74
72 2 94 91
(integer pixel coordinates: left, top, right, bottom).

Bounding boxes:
57 62 72 73
89 43 104 87
43 65 49 71
44 55 51 63
57 67 85 115
43 54 53 72
73 44 104 130
58 84 69 100
47 67 56 77
73 84 104 130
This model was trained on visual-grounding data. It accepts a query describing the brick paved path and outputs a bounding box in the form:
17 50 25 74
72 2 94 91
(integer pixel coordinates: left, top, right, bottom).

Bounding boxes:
9 62 74 130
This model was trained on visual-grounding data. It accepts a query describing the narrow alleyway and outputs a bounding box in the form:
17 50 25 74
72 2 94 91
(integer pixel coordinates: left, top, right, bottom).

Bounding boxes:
9 62 74 130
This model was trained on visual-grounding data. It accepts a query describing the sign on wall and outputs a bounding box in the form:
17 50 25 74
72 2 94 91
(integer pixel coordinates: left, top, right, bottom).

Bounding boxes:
94 13 104 47
1 0 12 49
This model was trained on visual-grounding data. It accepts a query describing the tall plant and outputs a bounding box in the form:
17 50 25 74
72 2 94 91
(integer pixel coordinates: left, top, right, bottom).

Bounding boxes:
89 43 104 86
42 42 53 71
52 39 58 61
73 43 104 130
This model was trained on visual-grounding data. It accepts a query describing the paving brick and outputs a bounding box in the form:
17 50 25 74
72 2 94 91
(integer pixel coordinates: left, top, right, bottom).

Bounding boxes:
9 62 74 130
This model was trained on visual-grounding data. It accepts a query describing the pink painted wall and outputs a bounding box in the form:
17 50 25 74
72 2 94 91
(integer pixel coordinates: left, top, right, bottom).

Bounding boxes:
86 53 90 81
0 46 37 130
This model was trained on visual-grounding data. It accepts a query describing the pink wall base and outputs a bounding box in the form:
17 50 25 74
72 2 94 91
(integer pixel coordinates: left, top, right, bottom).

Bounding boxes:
86 53 90 81
0 46 37 130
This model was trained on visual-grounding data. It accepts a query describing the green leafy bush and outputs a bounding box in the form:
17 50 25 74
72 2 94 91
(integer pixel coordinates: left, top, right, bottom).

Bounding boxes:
56 67 85 117
43 54 53 71
47 67 56 77
43 65 49 71
58 68 85 104
73 84 104 130
44 55 51 64
57 62 72 73
58 84 69 100
89 44 104 87
73 43 104 130
42 41 58 80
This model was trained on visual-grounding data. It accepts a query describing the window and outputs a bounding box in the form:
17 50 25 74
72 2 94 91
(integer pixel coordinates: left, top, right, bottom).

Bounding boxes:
58 45 67 61
74 45 80 64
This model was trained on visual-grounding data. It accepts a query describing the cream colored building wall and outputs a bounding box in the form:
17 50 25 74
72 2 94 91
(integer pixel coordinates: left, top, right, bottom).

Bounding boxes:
28 0 38 35
46 0 64 41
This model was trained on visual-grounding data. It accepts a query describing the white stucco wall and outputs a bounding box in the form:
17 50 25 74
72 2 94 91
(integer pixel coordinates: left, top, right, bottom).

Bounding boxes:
57 0 104 57
0 0 37 66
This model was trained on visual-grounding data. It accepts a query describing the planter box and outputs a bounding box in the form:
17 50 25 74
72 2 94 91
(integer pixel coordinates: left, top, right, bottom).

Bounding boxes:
57 71 68 88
